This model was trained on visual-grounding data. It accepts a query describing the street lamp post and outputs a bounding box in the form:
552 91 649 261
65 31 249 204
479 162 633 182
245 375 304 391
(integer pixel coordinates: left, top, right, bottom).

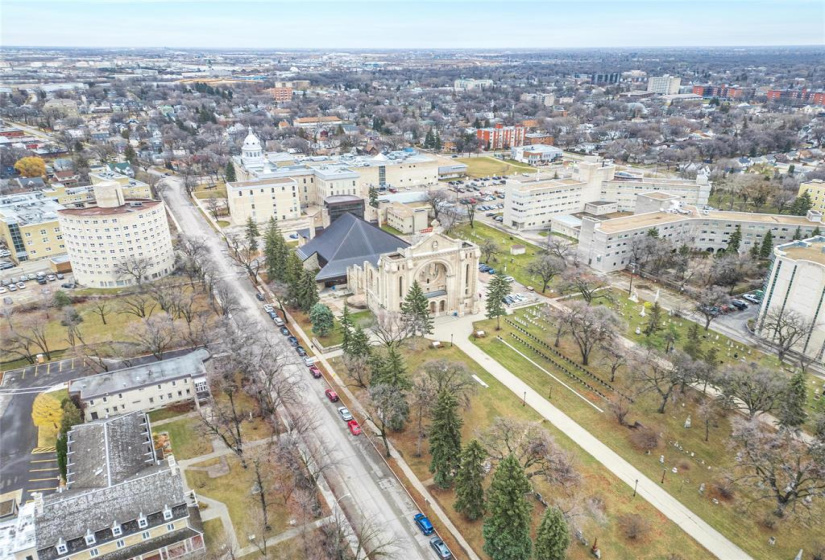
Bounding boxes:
522 391 526 407
451 334 453 347
633 479 638 498
661 469 666 484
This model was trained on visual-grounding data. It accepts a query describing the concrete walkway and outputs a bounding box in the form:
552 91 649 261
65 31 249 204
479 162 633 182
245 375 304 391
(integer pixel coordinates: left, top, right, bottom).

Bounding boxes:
431 313 752 560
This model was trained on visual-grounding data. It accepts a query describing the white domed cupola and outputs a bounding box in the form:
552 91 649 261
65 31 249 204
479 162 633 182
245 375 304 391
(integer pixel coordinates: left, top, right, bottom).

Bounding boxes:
241 126 264 167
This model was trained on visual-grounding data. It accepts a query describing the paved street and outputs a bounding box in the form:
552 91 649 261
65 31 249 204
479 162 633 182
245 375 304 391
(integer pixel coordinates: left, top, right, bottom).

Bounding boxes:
160 177 432 559
431 313 752 560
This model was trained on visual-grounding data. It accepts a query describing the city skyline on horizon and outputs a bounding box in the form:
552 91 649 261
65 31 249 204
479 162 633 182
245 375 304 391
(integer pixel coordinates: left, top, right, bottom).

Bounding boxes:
2 1 823 50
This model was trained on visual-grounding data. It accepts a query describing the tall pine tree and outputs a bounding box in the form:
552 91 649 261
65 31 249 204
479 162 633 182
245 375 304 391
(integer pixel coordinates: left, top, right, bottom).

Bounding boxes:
348 324 371 359
401 280 433 335
296 269 319 312
285 252 305 304
759 230 773 259
726 224 742 254
340 303 354 353
429 390 463 489
371 346 411 390
777 370 807 430
454 439 486 521
263 217 287 282
486 272 511 330
225 160 237 182
534 507 570 560
245 217 260 253
483 454 532 560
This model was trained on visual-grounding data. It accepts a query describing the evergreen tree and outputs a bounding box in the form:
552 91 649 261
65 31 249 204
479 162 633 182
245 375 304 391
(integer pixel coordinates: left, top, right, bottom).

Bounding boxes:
790 191 812 216
778 370 807 430
759 230 773 259
245 217 260 253
793 226 803 240
813 226 822 237
486 272 511 330
429 390 463 489
424 129 434 149
483 454 533 560
749 244 760 259
434 131 442 151
348 324 371 359
400 280 433 335
263 217 287 282
124 145 136 164
225 160 237 182
683 322 703 360
369 185 379 208
339 303 354 353
643 302 664 337
534 507 570 560
285 252 304 302
454 439 487 521
726 224 742 253
296 269 319 312
371 346 411 390
309 303 335 337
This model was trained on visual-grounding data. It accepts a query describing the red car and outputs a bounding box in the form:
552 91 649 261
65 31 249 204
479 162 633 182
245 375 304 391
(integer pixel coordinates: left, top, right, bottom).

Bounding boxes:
347 420 362 436
309 366 322 378
324 389 339 402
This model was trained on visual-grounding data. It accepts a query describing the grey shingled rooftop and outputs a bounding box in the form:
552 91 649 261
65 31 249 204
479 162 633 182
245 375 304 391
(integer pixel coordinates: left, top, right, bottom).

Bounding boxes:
67 413 155 489
68 349 209 400
296 212 409 281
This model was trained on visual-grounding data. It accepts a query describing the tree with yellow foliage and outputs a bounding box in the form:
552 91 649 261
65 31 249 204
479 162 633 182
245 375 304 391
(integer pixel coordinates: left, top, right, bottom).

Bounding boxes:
32 392 63 430
14 156 46 178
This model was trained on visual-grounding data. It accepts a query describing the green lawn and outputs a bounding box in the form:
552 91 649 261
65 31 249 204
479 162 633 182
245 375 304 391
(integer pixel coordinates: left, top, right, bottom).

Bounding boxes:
201 518 226 554
293 308 372 349
457 156 536 178
470 307 823 560
158 417 213 460
148 403 195 423
337 338 713 560
193 181 227 200
451 222 555 291
381 224 405 236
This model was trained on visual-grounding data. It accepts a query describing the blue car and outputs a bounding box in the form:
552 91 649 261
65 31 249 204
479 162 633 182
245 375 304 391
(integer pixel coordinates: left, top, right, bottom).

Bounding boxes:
413 513 434 535
287 336 299 346
279 326 290 336
487 268 495 275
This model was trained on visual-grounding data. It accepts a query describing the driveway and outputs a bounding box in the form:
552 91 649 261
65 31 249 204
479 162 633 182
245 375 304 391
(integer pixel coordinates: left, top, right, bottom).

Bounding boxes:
160 177 432 559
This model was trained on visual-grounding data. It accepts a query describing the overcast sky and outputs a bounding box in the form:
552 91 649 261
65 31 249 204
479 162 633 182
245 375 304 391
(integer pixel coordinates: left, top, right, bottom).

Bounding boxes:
2 1 823 49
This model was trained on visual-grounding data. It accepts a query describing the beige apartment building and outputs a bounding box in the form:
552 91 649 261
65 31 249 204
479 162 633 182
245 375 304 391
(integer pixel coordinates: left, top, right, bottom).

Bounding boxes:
68 349 211 421
58 182 175 287
578 193 824 272
799 179 825 213
502 157 710 231
0 193 65 263
226 176 301 225
756 236 825 362
384 202 429 234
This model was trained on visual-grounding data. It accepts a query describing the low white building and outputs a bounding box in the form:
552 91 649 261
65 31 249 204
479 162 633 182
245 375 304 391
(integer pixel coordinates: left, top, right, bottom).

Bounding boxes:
756 237 825 362
68 349 211 421
647 75 681 95
510 145 562 165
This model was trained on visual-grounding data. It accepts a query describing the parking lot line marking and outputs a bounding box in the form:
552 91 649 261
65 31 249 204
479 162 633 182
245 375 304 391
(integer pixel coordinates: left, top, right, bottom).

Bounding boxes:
27 487 56 492
47 363 52 374
70 358 75 368
32 447 56 454
20 370 25 380
28 477 58 482
30 467 58 472
59 361 64 372
31 459 56 463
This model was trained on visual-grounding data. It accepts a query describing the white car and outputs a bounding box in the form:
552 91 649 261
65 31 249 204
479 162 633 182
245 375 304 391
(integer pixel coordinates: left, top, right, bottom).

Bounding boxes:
16 282 25 289
0 287 6 294
503 276 515 283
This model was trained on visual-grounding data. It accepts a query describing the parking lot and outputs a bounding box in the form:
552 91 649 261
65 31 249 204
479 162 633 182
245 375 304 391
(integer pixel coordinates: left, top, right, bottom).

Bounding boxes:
0 269 73 307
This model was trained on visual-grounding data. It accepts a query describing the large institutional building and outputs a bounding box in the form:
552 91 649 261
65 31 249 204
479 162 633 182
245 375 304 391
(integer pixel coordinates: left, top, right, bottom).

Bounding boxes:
502 157 711 231
799 179 825 213
1 412 205 560
756 236 825 362
58 182 175 288
577 192 824 273
227 128 441 225
296 212 480 317
0 193 65 264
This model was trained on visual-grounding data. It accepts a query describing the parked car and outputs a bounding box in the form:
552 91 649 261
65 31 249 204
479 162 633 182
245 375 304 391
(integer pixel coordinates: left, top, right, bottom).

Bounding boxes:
56 273 64 280
731 299 748 310
263 304 274 312
296 346 307 357
267 311 278 319
0 262 14 270
429 537 453 559
287 336 299 346
743 294 761 304
309 366 322 378
279 326 291 336
324 389 339 402
37 277 47 285
0 287 6 294
47 274 56 281
2 297 11 305
255 292 265 301
274 317 285 327
413 513 434 535
303 356 316 367
338 407 353 421
61 282 75 289
8 284 17 292
16 282 25 289
347 420 361 436
486 268 495 275
503 275 515 283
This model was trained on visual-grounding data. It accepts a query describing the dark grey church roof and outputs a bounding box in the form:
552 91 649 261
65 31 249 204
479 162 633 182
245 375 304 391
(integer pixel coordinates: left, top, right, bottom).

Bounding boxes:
296 213 409 281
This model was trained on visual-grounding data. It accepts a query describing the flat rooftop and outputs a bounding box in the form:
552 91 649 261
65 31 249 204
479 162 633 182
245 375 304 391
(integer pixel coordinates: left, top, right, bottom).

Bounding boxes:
229 176 296 188
58 199 160 216
778 237 825 266
0 194 64 225
596 205 820 235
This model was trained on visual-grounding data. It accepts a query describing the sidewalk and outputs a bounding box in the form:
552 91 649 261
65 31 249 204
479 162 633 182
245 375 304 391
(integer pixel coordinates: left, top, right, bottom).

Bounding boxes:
431 313 751 560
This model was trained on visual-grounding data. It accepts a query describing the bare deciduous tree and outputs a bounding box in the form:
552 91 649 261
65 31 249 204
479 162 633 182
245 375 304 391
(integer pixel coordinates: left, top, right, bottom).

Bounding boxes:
562 301 624 366
114 255 154 286
127 313 177 360
717 363 788 419
759 308 816 362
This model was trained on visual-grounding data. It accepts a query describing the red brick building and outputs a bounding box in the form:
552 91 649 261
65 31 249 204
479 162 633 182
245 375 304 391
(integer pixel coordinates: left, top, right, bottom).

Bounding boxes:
691 85 752 99
476 124 526 150
766 89 825 106
268 86 293 102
